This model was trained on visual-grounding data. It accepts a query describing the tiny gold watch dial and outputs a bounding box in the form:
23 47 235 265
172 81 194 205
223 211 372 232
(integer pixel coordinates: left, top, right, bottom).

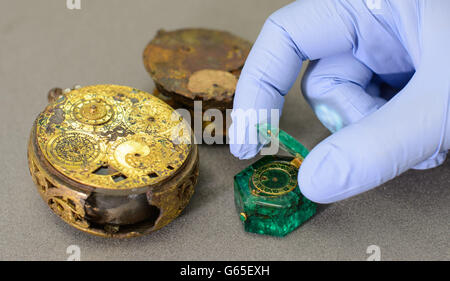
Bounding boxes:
73 98 113 125
251 161 298 196
47 131 103 168
36 85 192 190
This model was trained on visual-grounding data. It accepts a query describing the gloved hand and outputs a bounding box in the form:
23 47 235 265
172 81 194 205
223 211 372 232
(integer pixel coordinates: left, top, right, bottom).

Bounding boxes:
229 0 450 203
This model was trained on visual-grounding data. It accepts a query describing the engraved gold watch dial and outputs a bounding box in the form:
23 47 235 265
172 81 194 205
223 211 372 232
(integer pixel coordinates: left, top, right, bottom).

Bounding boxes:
35 85 192 190
251 161 298 196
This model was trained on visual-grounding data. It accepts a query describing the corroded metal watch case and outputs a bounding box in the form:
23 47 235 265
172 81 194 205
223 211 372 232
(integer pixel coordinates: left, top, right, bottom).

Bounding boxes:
143 28 252 137
28 85 199 238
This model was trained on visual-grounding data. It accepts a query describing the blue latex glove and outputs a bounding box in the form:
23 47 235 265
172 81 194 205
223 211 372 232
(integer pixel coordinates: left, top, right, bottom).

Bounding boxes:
229 0 450 203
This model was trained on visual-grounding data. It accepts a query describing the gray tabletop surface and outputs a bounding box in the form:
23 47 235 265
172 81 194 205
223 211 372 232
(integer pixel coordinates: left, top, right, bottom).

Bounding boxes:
0 0 448 261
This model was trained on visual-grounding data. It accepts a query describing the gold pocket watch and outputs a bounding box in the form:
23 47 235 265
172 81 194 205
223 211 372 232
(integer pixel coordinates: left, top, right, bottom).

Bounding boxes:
28 85 199 238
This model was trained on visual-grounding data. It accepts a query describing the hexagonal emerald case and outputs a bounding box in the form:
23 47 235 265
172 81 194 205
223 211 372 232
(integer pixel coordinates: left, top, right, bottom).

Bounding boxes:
234 124 316 237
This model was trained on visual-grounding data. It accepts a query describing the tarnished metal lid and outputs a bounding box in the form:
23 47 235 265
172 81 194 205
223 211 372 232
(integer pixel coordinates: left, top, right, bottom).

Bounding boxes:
35 85 192 191
143 28 251 103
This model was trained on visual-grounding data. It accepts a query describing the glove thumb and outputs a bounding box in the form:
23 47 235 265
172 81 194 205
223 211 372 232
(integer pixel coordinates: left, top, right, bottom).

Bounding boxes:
298 67 450 203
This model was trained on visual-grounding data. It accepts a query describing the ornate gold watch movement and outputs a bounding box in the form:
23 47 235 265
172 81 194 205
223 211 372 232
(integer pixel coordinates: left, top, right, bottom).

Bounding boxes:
28 85 199 238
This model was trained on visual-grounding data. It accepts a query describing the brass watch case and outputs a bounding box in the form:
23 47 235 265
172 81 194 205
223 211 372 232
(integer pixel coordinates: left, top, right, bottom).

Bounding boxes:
27 85 199 238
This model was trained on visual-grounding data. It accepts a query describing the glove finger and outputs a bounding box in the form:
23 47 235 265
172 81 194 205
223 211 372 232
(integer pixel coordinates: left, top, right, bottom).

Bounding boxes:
230 0 375 159
302 52 387 133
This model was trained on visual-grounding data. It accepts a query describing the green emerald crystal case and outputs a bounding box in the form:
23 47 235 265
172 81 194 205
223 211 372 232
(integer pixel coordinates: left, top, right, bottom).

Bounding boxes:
234 124 317 237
